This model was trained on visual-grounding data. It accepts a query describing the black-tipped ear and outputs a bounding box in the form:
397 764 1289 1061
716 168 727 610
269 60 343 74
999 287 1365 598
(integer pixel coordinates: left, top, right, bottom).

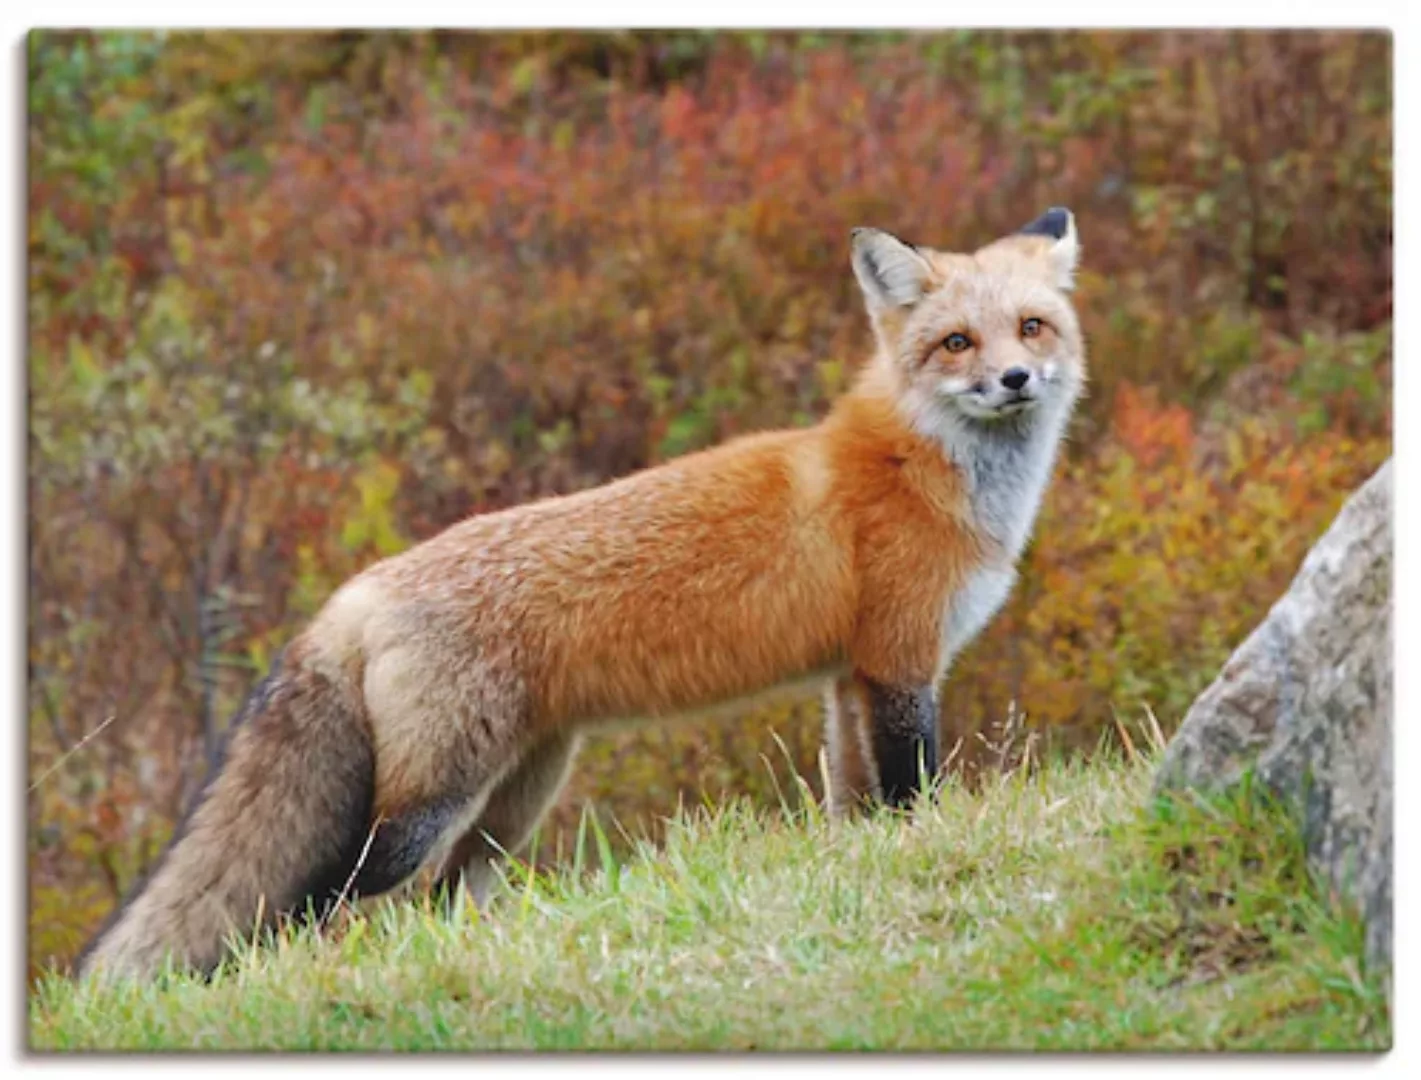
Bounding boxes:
1018 207 1073 240
1017 207 1079 290
850 227 934 312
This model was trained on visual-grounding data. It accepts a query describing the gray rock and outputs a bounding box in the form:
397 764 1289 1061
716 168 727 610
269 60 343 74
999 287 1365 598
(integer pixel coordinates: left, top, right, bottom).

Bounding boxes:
1154 458 1392 975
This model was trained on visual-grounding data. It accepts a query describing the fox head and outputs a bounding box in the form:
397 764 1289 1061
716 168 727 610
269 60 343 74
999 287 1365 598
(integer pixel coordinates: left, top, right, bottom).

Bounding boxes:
850 208 1086 432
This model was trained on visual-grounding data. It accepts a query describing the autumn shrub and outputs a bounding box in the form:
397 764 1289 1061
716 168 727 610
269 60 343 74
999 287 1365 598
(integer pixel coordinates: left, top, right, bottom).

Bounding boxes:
27 30 1391 978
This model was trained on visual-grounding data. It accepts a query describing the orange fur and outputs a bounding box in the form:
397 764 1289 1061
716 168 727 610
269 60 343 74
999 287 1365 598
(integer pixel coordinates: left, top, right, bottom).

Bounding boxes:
78 208 1087 981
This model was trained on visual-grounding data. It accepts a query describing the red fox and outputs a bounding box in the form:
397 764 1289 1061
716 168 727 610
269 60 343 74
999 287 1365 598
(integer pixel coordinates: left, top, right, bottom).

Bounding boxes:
76 208 1086 981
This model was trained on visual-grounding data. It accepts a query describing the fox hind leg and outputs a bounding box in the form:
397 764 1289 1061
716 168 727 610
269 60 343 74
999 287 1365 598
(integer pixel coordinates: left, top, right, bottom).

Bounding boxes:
339 796 473 902
355 639 534 899
431 734 580 909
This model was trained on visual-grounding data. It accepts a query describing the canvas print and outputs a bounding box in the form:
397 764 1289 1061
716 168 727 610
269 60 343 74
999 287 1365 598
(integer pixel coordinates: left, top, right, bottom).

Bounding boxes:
27 29 1391 1051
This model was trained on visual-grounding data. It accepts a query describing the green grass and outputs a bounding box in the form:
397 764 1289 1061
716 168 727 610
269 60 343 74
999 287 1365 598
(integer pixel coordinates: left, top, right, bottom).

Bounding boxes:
29 751 1389 1052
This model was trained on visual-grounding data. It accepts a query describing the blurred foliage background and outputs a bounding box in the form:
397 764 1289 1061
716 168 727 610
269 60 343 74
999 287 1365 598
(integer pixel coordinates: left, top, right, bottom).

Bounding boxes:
27 29 1391 978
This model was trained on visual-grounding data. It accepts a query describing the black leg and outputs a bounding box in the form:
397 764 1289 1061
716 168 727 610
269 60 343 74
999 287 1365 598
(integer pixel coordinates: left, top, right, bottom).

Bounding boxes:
864 679 938 808
341 797 467 902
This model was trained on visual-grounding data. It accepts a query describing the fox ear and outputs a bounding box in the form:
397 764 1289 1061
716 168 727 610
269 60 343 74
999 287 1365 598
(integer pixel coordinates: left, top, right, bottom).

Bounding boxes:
850 228 934 311
1018 207 1079 290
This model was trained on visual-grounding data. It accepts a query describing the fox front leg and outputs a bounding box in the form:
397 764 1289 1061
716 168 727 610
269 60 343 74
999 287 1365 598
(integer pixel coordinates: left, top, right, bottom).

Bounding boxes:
825 673 938 814
864 677 939 808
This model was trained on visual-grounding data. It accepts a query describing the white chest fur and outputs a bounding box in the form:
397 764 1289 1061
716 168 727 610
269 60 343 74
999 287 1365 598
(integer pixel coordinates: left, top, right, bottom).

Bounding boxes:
953 409 1067 558
937 564 1017 680
929 401 1072 679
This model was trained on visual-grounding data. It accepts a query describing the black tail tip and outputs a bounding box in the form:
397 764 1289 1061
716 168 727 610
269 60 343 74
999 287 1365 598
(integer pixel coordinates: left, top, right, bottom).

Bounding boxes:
1018 207 1073 240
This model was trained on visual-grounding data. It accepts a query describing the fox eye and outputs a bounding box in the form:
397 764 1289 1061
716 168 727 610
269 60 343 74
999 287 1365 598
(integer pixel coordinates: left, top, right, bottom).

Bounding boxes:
944 332 973 353
1021 317 1044 338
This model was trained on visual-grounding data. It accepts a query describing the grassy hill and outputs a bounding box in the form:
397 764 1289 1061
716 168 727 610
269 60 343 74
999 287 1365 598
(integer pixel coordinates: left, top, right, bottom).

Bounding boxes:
29 747 1389 1052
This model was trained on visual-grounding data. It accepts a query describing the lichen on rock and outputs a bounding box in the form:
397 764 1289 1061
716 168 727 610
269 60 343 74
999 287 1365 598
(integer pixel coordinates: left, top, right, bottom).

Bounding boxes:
1154 459 1392 975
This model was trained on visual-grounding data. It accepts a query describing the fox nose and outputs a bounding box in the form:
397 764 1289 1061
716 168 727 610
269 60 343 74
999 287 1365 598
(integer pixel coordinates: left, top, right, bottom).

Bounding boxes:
1000 367 1031 392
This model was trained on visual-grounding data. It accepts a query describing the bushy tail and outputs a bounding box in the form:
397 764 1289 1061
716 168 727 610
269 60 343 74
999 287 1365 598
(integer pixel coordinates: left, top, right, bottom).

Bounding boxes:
76 647 375 982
